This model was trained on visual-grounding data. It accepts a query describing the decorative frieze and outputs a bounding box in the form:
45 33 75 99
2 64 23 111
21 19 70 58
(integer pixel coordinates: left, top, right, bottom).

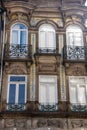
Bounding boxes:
32 118 67 129
68 119 87 129
5 119 15 128
4 62 28 74
65 63 86 76
38 63 56 73
30 17 63 27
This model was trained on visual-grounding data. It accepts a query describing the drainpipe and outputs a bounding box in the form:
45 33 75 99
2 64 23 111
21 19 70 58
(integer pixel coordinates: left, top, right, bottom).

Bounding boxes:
0 11 6 94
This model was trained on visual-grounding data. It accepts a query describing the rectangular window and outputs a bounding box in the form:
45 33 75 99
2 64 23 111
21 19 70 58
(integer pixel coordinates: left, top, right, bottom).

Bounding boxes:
39 75 58 111
69 76 87 111
7 75 27 111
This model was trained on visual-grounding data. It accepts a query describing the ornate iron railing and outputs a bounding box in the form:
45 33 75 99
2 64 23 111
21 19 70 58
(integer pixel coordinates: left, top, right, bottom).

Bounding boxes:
37 47 57 54
5 44 32 58
63 45 86 60
7 103 26 111
39 103 58 112
70 103 87 112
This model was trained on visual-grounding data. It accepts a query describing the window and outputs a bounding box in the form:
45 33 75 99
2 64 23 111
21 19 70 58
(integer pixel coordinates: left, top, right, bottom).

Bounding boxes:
39 24 56 53
69 76 87 111
85 0 87 6
39 75 58 111
10 23 28 45
7 75 27 111
10 23 28 57
66 25 84 60
66 25 83 46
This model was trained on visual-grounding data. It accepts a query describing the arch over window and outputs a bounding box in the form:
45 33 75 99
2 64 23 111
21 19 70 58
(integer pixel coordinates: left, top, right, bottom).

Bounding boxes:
39 24 56 49
66 25 83 46
10 23 28 45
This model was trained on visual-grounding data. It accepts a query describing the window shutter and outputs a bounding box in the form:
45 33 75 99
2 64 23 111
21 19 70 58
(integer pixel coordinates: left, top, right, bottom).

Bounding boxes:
70 86 77 103
78 85 86 104
18 84 25 104
67 32 74 46
47 31 55 48
9 84 16 103
39 31 46 48
39 84 46 103
20 31 27 45
12 30 18 44
75 32 83 46
48 84 56 104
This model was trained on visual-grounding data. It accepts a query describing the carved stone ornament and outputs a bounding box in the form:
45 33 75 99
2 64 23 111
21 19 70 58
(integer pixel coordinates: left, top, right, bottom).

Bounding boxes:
35 119 67 129
0 119 4 128
68 119 85 129
65 15 82 23
5 63 27 74
66 64 86 76
10 12 28 22
39 64 56 72
5 119 15 128
30 17 62 27
16 119 26 127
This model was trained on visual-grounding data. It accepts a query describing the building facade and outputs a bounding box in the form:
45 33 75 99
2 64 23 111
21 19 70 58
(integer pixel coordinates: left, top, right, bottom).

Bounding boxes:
0 0 87 129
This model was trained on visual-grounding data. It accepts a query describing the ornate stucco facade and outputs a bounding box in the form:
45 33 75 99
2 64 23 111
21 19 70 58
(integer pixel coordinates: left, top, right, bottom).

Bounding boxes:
0 0 87 130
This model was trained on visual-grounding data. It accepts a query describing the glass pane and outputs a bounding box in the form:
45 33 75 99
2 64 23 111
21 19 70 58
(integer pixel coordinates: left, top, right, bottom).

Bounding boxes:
39 84 46 103
78 85 86 104
10 76 25 82
70 86 77 103
67 32 74 46
12 30 18 44
39 31 46 47
75 32 82 46
12 24 27 29
9 84 16 103
20 31 26 45
48 84 57 103
40 76 57 83
18 84 25 103
47 32 55 48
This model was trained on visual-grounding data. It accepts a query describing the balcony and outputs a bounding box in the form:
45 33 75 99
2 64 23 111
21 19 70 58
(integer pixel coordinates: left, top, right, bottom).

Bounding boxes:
38 103 58 112
4 44 32 61
7 103 26 111
70 103 87 112
36 47 58 54
63 45 87 61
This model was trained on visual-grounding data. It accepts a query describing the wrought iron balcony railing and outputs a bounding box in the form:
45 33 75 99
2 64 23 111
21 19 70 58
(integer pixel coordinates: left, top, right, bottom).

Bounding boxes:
5 44 32 59
7 103 26 111
70 103 87 112
63 45 86 60
37 47 57 54
39 103 58 112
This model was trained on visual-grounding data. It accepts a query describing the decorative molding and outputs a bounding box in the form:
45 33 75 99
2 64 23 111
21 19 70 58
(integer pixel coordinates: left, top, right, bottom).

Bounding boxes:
4 63 28 74
38 63 56 72
65 64 86 76
30 17 63 27
35 119 67 129
5 119 15 128
68 119 86 129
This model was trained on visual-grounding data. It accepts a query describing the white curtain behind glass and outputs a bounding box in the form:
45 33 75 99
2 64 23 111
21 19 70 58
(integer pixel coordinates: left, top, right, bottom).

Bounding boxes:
39 24 56 49
11 23 28 45
39 75 57 104
69 76 87 104
66 25 83 46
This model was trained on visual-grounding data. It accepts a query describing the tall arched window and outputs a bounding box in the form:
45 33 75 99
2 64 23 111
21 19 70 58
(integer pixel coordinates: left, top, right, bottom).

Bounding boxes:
39 24 56 53
10 23 28 45
9 23 28 57
66 25 83 46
